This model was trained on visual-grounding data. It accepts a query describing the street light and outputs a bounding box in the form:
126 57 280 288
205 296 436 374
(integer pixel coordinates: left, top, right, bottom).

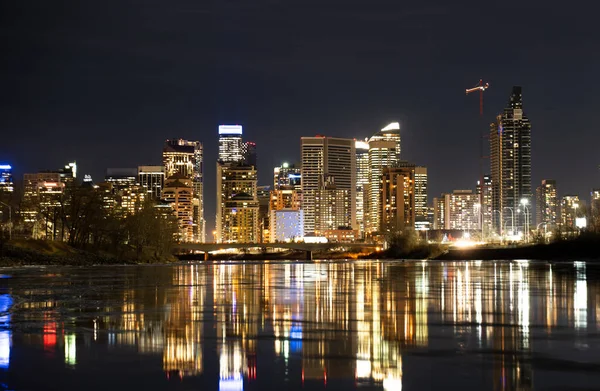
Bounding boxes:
503 207 515 237
475 203 483 241
536 222 548 243
492 210 503 238
520 198 530 243
0 201 11 241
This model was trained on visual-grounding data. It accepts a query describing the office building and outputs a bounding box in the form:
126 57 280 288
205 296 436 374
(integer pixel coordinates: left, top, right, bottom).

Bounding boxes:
367 122 401 234
380 164 427 233
138 166 165 200
273 163 301 190
268 187 301 243
314 180 354 241
105 168 137 190
22 172 65 238
301 136 356 235
0 164 14 193
257 185 270 242
162 139 204 242
218 125 244 163
433 196 446 230
216 163 258 243
162 176 194 242
444 190 479 231
476 175 493 236
490 86 532 235
355 140 370 236
590 189 600 231
536 179 558 228
560 195 580 229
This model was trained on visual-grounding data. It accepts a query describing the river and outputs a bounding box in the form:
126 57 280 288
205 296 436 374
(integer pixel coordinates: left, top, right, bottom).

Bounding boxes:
0 260 598 390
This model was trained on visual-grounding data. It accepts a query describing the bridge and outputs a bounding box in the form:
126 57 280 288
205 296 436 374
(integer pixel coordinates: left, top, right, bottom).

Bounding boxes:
174 242 380 260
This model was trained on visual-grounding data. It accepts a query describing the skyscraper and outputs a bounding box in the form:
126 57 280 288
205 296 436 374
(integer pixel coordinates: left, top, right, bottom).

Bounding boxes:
380 164 427 232
242 141 257 167
476 175 493 236
536 179 558 228
216 163 259 243
300 136 356 235
560 195 580 230
162 176 194 242
355 140 369 236
490 86 532 235
367 122 401 234
218 125 244 163
138 166 165 200
162 139 204 242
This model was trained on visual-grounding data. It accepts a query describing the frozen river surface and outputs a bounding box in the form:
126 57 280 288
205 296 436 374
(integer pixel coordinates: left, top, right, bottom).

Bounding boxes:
0 260 599 390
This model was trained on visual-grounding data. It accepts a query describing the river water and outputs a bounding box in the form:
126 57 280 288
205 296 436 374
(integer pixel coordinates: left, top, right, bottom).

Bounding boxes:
0 260 598 390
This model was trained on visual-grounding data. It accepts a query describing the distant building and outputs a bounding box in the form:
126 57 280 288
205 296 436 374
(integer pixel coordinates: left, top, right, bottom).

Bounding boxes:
536 179 558 228
0 164 14 193
222 192 260 243
162 176 194 242
314 178 352 237
380 164 427 233
433 196 446 230
273 210 304 242
476 175 493 235
273 162 301 191
590 189 600 230
268 187 301 243
138 166 165 200
218 125 244 163
216 163 258 243
367 123 401 234
560 195 580 229
242 141 257 167
105 168 137 189
100 169 146 216
355 140 370 237
445 190 479 231
22 172 65 239
257 185 270 242
301 136 355 235
162 139 204 242
490 86 532 235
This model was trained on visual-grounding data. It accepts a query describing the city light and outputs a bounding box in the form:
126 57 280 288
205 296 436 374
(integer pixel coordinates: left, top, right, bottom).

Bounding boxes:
218 125 243 135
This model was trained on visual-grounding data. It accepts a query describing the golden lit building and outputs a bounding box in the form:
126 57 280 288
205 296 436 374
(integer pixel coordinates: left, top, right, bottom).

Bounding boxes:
216 163 258 243
380 164 427 233
162 176 194 242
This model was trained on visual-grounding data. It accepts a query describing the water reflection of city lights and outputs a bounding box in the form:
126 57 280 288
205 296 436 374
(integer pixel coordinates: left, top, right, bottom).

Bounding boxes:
64 334 76 366
0 294 13 370
574 262 587 329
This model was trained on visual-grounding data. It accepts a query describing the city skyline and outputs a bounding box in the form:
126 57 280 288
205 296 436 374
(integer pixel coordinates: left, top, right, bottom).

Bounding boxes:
2 1 599 235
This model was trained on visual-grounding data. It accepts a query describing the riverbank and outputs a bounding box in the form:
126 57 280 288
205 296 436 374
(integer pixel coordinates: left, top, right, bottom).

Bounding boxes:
0 240 178 266
433 238 600 261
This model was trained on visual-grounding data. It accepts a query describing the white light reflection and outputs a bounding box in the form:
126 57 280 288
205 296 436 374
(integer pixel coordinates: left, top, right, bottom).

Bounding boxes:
0 294 12 369
65 334 76 366
574 262 587 329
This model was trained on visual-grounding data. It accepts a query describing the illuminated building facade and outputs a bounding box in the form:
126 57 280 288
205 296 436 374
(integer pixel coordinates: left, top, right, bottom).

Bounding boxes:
138 166 165 200
162 176 194 242
162 139 204 242
222 193 260 243
560 195 580 229
273 162 301 191
490 86 532 235
22 172 65 239
355 140 370 237
314 180 352 238
368 122 401 234
300 136 356 235
273 210 304 242
268 187 301 243
380 164 427 232
218 125 244 163
536 179 558 228
476 175 493 235
216 163 258 243
433 196 446 230
444 190 479 231
0 165 14 193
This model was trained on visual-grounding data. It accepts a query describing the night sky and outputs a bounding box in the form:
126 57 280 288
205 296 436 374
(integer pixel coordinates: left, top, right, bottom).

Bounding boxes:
1 0 599 231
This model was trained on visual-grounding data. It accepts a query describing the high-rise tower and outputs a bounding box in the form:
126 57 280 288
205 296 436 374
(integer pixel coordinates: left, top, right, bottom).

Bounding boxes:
300 136 356 235
162 139 204 242
490 87 532 236
536 179 558 228
355 140 369 237
367 122 401 234
218 125 244 163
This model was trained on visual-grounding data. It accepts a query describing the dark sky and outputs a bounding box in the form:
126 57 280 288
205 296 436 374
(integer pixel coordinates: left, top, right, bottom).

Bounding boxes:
1 0 599 231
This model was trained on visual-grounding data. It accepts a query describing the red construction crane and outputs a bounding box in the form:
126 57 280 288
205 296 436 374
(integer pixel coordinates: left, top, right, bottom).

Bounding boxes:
465 79 490 116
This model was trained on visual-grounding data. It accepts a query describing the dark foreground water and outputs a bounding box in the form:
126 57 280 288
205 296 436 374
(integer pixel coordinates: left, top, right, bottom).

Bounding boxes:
0 260 599 390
